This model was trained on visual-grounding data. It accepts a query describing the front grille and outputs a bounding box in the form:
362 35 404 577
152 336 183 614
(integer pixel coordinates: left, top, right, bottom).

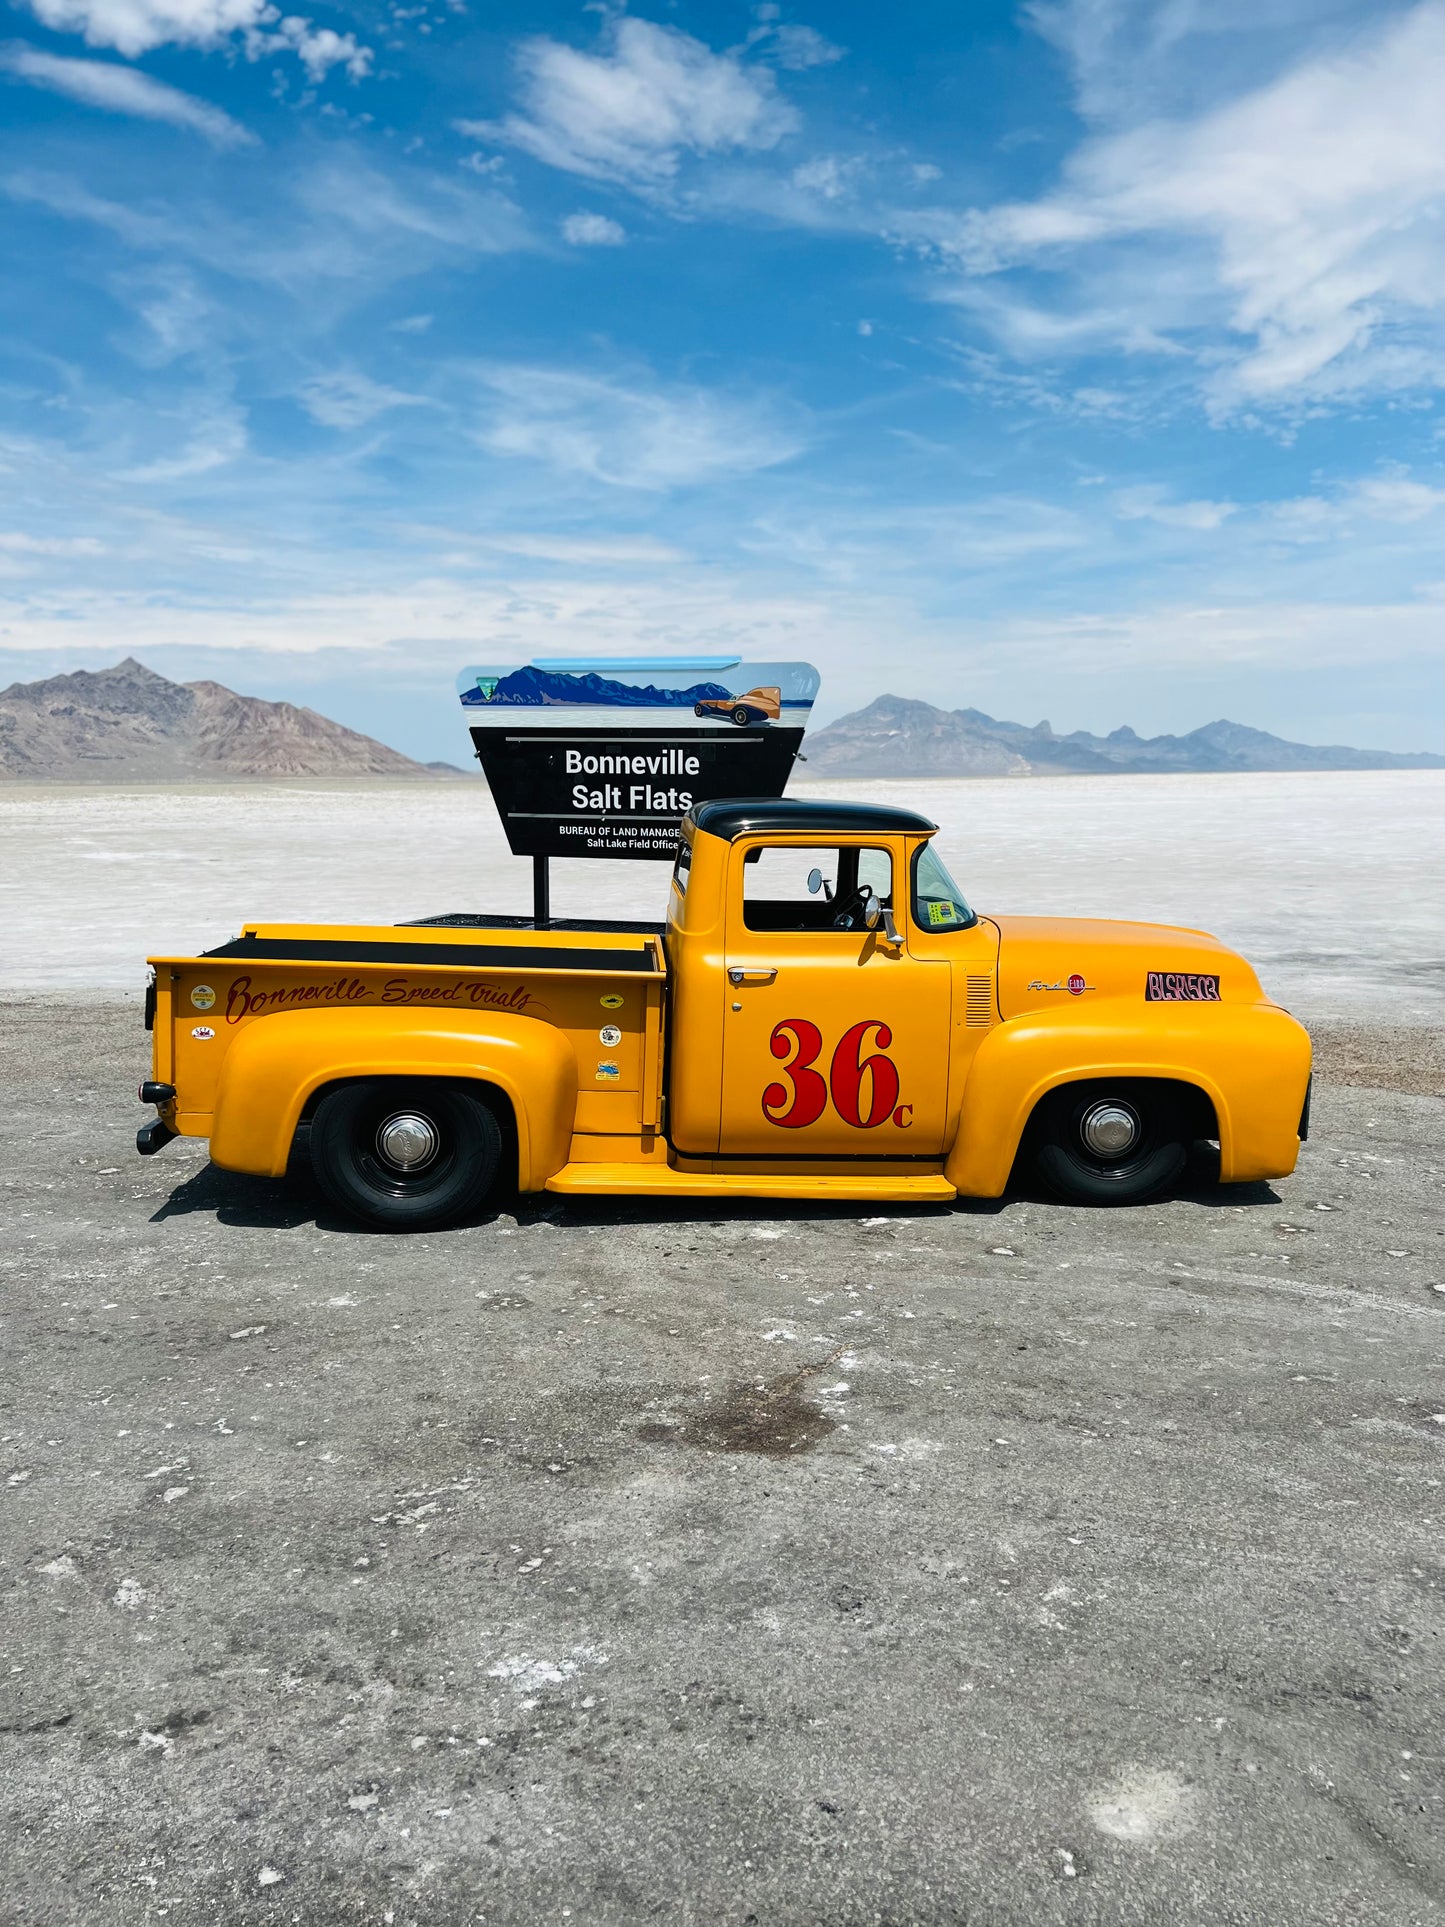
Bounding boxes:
965 974 994 1027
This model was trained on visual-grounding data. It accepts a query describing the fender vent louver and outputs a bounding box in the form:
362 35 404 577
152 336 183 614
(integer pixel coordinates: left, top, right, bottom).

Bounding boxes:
965 975 995 1027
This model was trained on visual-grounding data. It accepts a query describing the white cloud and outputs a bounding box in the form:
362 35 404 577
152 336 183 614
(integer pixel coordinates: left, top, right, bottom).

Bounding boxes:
24 0 265 56
0 531 106 553
461 17 797 185
469 532 685 564
244 16 370 80
299 370 426 429
1263 469 1445 536
952 1 1445 408
19 0 370 76
791 154 864 202
1115 484 1236 531
475 363 804 490
561 211 625 247
1 44 255 146
1348 474 1445 522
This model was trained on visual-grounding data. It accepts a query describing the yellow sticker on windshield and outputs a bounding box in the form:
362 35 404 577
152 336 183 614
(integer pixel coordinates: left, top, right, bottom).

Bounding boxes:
927 901 957 925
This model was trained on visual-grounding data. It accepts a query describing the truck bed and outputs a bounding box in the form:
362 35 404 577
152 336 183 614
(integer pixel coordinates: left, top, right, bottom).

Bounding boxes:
148 917 668 1159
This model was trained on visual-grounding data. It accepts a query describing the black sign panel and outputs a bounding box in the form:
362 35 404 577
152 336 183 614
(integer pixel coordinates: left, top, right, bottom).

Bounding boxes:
471 725 806 859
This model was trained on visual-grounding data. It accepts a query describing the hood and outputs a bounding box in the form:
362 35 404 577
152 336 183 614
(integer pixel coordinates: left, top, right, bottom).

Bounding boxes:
987 914 1266 1020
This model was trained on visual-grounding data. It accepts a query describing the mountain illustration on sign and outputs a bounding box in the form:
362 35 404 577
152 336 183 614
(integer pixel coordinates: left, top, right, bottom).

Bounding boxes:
461 667 733 709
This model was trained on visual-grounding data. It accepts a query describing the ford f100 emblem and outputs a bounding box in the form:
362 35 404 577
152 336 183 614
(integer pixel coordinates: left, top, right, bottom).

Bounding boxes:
1027 976 1095 995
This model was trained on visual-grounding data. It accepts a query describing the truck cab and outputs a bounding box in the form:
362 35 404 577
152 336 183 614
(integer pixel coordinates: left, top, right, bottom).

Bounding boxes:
664 800 995 1165
139 796 1312 1230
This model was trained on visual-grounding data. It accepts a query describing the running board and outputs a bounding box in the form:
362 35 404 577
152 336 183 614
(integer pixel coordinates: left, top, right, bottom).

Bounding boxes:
544 1163 956 1202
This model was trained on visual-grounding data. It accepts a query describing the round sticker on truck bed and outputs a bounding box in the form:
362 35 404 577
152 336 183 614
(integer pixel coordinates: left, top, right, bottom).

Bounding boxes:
190 985 215 1010
191 1025 216 1041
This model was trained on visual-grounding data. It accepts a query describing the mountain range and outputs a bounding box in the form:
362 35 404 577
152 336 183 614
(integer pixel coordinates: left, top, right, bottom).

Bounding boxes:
3 661 1441 782
803 695 1445 777
0 658 462 782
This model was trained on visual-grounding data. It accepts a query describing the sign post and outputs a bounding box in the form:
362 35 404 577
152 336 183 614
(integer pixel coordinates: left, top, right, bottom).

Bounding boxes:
457 657 820 923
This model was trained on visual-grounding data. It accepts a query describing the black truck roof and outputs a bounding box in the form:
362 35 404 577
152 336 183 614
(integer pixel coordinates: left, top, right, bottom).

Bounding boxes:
687 797 938 842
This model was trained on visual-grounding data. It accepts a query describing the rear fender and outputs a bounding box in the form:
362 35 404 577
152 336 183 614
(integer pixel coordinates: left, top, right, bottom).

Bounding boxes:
209 1009 577 1185
945 998 1312 1197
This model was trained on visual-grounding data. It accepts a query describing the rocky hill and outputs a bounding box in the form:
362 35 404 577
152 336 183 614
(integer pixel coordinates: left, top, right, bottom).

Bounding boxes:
805 695 1445 778
0 659 463 782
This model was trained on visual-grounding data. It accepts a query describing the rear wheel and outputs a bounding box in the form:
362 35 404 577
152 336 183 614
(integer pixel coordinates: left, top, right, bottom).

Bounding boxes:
731 704 753 726
1032 1080 1189 1205
309 1079 502 1231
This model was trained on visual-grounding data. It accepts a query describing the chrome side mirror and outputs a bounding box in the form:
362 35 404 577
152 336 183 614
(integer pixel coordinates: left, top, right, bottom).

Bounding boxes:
866 895 903 948
807 867 824 895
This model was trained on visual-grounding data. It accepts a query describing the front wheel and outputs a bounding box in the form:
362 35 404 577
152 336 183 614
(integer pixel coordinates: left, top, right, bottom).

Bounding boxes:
1031 1080 1188 1206
309 1079 502 1230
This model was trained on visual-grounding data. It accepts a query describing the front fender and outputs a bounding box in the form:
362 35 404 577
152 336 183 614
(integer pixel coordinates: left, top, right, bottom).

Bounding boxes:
209 1008 578 1186
945 998 1311 1197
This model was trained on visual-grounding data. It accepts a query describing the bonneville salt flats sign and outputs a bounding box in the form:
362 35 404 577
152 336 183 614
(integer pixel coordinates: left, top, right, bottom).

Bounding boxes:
458 658 819 860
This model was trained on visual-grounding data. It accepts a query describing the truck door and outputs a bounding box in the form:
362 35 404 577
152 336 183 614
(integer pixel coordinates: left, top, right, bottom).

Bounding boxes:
719 839 952 1158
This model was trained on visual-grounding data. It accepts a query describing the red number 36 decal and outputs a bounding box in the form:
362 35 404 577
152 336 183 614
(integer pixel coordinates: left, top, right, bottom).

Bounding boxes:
764 1018 904 1129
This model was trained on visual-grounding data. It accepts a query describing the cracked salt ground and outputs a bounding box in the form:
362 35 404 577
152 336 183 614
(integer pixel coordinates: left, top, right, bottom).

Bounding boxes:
5 1003 1445 1923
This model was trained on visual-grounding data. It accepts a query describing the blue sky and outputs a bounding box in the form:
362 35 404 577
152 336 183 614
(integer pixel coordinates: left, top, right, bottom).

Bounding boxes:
3 0 1445 761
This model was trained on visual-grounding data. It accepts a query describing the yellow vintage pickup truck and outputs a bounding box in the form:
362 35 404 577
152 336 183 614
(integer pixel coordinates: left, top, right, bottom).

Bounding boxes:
138 797 1312 1230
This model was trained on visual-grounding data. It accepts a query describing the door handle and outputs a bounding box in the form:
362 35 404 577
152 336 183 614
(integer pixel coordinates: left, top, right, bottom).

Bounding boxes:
728 966 778 986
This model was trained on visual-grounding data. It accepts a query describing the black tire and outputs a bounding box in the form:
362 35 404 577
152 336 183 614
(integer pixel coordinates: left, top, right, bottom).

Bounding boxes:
731 705 753 726
309 1079 502 1231
1032 1080 1188 1206
694 703 708 718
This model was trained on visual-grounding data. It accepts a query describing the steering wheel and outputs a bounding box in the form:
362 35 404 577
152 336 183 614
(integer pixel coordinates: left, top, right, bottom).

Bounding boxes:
832 889 870 931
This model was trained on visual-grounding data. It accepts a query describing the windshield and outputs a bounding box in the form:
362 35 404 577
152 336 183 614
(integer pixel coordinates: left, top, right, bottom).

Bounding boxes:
912 842 976 931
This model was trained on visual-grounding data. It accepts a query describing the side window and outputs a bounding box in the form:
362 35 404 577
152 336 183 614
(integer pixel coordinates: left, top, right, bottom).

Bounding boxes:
742 844 893 933
672 838 692 897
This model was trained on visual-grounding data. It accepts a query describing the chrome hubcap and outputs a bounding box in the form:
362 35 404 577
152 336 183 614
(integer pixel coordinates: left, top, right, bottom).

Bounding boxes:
376 1110 440 1172
1079 1100 1140 1158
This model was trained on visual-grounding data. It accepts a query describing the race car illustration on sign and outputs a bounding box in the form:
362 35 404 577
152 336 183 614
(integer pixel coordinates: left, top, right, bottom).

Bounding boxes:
693 686 783 727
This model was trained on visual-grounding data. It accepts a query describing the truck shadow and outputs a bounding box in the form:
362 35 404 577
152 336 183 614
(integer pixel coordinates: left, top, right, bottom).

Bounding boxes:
149 1160 339 1231
149 1147 1277 1233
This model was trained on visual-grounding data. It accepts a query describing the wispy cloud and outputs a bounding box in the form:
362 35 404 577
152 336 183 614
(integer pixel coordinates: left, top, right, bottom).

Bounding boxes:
299 369 427 429
1 43 255 146
459 17 798 185
474 363 805 490
941 1 1445 410
747 17 845 72
2 152 531 296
